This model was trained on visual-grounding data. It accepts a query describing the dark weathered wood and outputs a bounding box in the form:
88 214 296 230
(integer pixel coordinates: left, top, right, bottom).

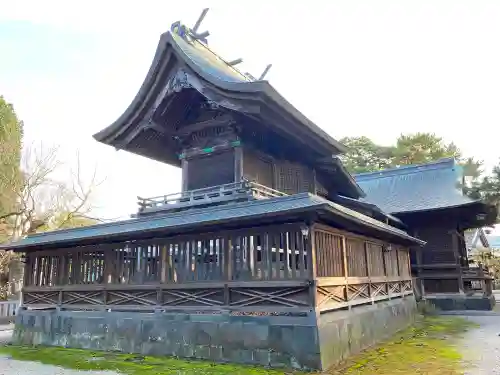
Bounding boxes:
21 220 417 313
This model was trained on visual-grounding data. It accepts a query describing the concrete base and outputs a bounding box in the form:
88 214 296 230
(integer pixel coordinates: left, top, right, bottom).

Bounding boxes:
425 293 496 311
13 296 416 371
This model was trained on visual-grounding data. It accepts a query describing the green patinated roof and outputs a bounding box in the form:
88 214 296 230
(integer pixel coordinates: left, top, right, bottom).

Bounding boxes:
1 193 424 251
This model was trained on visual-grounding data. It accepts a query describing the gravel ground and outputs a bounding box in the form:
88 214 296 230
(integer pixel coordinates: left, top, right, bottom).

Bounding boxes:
0 358 120 375
460 315 500 375
0 330 120 375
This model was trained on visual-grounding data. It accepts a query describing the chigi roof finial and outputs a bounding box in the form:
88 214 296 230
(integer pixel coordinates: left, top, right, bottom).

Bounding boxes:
170 8 273 81
170 8 210 44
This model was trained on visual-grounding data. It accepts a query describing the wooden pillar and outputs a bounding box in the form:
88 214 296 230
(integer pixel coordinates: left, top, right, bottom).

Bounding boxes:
160 244 168 283
364 242 374 304
234 146 243 182
413 229 426 297
307 225 317 307
181 159 189 192
311 169 318 195
451 230 465 294
341 235 349 305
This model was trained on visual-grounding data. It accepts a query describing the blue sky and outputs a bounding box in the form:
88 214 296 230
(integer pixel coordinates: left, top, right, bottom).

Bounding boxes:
1 0 500 220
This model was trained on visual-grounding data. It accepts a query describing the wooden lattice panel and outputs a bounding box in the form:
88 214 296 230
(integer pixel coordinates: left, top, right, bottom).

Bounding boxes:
389 282 402 295
62 290 105 306
229 286 310 308
347 283 370 301
107 289 157 306
23 291 59 305
162 288 225 307
371 283 388 298
316 285 346 306
401 280 412 292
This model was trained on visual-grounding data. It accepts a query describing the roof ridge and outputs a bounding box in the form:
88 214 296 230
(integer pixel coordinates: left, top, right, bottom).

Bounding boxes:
355 157 457 181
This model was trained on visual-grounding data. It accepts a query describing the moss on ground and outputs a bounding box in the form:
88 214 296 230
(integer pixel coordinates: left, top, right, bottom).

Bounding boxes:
0 316 475 375
328 316 476 375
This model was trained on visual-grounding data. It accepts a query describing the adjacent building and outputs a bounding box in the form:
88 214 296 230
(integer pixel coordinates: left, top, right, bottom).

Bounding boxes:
356 158 497 309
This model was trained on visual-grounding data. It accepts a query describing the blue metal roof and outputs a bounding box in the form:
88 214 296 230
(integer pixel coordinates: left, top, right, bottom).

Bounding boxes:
1 193 423 251
355 158 475 214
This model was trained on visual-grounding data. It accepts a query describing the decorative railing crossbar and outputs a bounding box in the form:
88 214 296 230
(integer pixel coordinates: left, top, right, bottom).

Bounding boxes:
136 180 287 215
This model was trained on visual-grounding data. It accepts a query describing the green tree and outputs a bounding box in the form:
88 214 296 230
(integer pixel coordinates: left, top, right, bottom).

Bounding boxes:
339 136 394 174
341 133 482 180
0 96 23 227
391 133 461 166
465 161 500 205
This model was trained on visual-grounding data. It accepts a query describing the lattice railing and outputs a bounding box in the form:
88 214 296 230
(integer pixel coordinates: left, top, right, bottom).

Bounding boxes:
22 281 311 314
315 277 413 312
24 223 311 289
136 180 287 215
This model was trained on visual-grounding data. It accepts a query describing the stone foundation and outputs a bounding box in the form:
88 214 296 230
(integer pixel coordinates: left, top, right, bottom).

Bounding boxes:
13 296 416 371
425 293 496 311
318 296 416 369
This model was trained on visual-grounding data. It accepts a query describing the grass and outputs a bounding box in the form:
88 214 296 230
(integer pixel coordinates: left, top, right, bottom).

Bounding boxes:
0 316 476 375
328 316 477 375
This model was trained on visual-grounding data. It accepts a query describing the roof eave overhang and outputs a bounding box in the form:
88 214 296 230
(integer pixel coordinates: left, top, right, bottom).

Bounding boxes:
392 200 494 216
1 198 424 252
319 205 425 247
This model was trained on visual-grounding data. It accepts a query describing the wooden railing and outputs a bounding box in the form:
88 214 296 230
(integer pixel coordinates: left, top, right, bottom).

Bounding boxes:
0 300 19 323
22 280 312 314
136 180 288 215
20 223 414 314
313 224 413 312
463 264 494 295
23 223 310 288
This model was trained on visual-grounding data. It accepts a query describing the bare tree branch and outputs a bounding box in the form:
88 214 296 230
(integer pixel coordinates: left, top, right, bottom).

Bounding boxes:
2 143 104 240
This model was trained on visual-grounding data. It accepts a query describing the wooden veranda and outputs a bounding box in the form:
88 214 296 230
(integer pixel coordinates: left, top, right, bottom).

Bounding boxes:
21 222 413 315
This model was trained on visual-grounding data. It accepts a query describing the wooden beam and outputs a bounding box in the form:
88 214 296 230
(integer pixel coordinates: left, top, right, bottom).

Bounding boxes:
174 114 234 137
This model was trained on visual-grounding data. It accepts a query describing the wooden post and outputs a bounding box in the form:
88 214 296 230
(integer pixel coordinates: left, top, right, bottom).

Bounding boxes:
364 242 373 303
160 244 168 283
341 236 349 305
181 159 189 192
308 225 317 279
451 230 465 294
311 169 318 195
104 246 113 284
307 225 317 307
381 245 390 299
223 237 232 306
23 254 32 287
234 146 243 182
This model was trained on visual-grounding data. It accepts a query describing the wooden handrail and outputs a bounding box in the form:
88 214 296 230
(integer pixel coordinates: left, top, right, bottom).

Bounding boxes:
136 180 287 215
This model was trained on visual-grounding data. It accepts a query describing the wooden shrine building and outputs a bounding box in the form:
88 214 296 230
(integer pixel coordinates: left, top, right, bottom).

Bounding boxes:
356 158 497 310
4 13 424 371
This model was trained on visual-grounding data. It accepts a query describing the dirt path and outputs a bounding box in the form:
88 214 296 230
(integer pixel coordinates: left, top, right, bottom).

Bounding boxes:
460 315 500 375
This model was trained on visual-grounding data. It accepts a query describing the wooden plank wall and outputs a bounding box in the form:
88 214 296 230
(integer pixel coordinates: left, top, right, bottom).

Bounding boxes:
314 224 413 312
